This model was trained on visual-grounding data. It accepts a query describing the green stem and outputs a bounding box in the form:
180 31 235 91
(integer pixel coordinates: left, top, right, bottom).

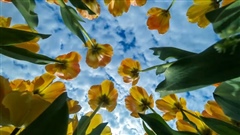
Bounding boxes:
148 106 157 114
166 0 176 11
56 0 66 7
56 0 94 47
77 103 102 135
78 25 95 46
140 62 173 72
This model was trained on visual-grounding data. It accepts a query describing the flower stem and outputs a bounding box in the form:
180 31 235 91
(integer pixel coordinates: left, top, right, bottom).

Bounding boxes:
56 0 94 47
166 0 176 11
140 62 173 72
10 128 20 135
148 106 157 114
78 24 95 46
56 0 66 7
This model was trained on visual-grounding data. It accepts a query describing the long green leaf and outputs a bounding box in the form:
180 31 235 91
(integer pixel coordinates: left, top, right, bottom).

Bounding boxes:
214 77 240 121
0 46 58 64
156 35 240 97
142 121 156 135
201 117 240 135
0 27 50 46
60 6 86 43
139 113 198 135
150 47 196 61
206 1 240 38
89 123 108 135
74 116 90 135
12 0 38 29
139 113 173 135
69 0 95 15
20 93 69 135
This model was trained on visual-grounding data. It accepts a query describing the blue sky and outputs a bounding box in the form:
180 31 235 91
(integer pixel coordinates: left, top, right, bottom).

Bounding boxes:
0 0 219 134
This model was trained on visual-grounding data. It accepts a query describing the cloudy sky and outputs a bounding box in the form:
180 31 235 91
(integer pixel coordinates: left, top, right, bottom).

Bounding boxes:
1 0 219 134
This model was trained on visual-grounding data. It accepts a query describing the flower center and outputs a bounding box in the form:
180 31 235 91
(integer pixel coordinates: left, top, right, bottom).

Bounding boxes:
174 102 183 110
98 94 110 107
55 61 67 70
92 44 101 55
131 68 139 78
33 89 44 97
140 98 151 111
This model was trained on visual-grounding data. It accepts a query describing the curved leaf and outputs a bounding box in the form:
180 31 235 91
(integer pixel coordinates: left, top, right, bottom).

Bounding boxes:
12 0 38 29
201 117 240 135
69 0 95 15
0 27 50 46
89 123 108 135
142 121 156 135
206 1 240 38
60 6 86 43
139 113 198 135
150 47 196 61
214 77 240 121
20 93 69 135
0 46 58 64
156 35 240 96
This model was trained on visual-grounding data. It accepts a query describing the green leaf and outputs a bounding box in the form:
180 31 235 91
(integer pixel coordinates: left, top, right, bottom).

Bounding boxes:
69 0 95 15
150 47 196 61
214 77 240 121
139 113 198 135
74 116 90 135
12 0 38 29
0 46 58 64
0 27 50 46
206 1 240 38
142 121 156 135
201 117 240 135
68 6 85 22
20 93 69 135
156 35 240 97
139 113 173 135
60 6 86 43
155 62 173 75
89 123 108 135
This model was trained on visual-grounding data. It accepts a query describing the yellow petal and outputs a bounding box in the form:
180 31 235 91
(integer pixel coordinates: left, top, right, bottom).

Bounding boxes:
85 112 103 134
40 82 66 103
0 126 15 135
2 91 50 127
101 80 114 96
68 99 82 114
0 16 11 27
32 73 56 92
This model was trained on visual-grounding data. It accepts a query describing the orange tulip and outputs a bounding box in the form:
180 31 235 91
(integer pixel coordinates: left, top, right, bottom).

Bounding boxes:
84 39 113 69
147 7 171 34
104 0 130 17
118 58 141 85
45 51 81 80
156 94 187 121
125 86 154 118
88 80 118 112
